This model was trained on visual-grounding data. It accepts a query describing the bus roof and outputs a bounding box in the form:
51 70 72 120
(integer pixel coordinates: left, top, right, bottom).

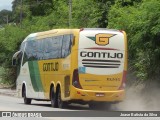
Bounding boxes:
23 28 122 42
23 29 79 42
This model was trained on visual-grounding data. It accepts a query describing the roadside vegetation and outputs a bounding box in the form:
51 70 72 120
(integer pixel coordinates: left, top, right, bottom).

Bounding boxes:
0 0 159 87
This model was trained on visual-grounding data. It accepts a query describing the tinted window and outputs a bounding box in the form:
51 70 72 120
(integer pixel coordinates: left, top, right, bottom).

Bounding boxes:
20 42 26 52
43 36 63 59
36 40 44 60
24 34 73 62
25 40 38 60
62 34 73 58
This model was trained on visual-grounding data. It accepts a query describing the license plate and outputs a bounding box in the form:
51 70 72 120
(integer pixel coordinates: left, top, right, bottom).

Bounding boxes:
96 93 105 97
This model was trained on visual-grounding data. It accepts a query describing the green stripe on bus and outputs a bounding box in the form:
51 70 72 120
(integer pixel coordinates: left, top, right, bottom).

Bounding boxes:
32 61 44 92
28 61 44 92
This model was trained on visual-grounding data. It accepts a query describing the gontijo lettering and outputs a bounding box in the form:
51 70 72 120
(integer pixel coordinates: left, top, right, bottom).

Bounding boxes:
80 51 123 59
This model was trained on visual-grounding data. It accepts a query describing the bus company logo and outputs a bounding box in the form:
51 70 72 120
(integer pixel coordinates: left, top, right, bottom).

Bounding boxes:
87 34 115 46
2 112 11 117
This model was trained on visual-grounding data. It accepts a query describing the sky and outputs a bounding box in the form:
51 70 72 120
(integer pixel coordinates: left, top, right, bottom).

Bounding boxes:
0 0 13 11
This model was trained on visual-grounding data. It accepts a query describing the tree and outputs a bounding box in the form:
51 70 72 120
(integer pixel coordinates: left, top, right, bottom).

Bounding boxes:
0 10 12 25
26 0 54 16
94 0 115 28
108 0 160 80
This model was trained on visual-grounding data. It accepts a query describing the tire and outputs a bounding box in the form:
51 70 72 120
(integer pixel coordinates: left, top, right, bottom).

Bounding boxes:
23 87 31 105
51 87 58 108
57 88 68 108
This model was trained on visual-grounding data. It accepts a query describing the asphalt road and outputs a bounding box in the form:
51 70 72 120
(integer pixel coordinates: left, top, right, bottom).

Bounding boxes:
0 95 116 120
0 95 159 120
0 95 90 111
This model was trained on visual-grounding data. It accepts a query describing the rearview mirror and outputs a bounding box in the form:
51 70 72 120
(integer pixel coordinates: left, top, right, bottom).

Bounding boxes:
12 51 22 66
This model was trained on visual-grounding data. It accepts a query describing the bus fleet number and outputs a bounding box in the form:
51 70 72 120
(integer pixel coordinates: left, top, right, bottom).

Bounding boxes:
43 62 59 71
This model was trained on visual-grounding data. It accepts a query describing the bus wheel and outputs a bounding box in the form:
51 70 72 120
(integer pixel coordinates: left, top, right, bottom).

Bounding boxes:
23 87 31 105
57 88 68 108
51 87 58 108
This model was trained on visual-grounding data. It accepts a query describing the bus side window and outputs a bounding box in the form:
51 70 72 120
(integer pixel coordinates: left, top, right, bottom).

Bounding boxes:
62 34 73 58
70 34 74 46
36 39 44 60
20 42 25 52
43 36 63 59
25 40 38 61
